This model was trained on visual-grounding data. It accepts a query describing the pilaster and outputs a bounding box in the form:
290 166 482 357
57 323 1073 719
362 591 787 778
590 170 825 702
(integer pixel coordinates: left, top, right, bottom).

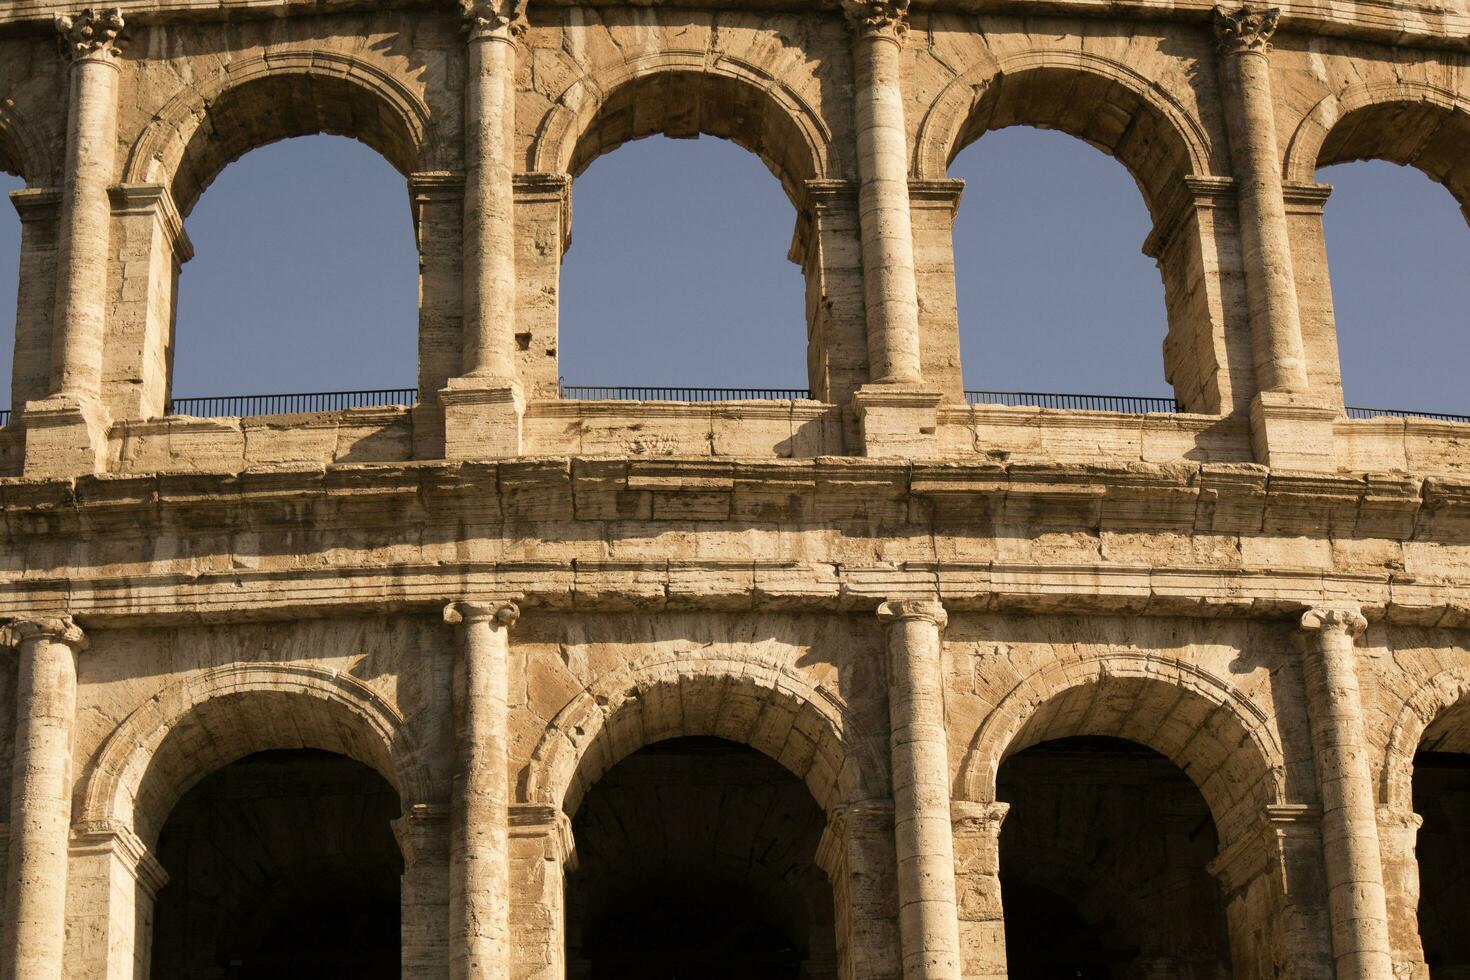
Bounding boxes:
508 802 575 980
64 819 168 980
394 803 452 980
816 799 903 980
950 801 1008 979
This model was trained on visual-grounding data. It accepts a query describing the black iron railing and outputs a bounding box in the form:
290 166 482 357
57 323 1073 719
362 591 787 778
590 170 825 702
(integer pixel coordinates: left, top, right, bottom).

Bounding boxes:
166 388 419 418
558 385 812 402
964 390 1180 414
1346 406 1470 424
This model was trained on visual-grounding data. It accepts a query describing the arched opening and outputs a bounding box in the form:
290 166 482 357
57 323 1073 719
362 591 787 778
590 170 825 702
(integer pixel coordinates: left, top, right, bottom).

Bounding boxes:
997 736 1231 979
544 68 830 402
1316 156 1470 417
950 127 1170 402
171 134 417 406
1408 698 1470 973
935 65 1231 414
149 748 403 978
564 736 838 979
558 134 807 396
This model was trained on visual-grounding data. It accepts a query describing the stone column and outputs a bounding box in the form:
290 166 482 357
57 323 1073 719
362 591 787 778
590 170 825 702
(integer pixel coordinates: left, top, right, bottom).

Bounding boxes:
23 9 124 477
879 599 962 980
1 616 87 980
950 801 1008 979
441 0 526 459
1214 5 1337 468
843 0 942 456
1299 605 1394 980
443 600 519 980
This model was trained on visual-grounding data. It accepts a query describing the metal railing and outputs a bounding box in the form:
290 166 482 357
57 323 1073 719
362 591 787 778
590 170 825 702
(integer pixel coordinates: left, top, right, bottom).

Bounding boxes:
964 390 1180 414
166 388 419 418
558 385 812 402
1346 406 1470 424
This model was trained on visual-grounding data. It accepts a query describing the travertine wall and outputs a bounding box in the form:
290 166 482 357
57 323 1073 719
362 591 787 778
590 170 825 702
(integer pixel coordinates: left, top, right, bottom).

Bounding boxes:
3 0 1470 978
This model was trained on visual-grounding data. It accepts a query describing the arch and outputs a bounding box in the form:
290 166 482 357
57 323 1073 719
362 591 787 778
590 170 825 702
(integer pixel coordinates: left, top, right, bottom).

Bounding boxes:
78 662 431 847
1381 665 1470 812
914 51 1214 220
1284 82 1470 216
0 97 53 185
530 53 832 205
957 654 1287 846
124 50 434 217
520 651 884 817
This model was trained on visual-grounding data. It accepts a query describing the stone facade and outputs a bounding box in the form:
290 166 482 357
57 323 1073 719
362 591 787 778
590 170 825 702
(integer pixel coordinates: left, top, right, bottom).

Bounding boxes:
2 0 1470 976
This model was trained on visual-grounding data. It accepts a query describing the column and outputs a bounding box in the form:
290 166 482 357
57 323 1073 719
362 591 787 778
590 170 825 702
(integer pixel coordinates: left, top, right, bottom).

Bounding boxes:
1299 605 1394 980
950 801 1008 979
1 616 87 980
1214 5 1337 468
441 0 526 459
24 9 124 477
443 599 519 980
878 599 962 980
843 0 942 456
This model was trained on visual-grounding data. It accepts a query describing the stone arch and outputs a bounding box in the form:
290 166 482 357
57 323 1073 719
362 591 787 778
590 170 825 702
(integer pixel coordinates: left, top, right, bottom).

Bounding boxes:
1284 81 1470 218
530 53 833 205
1381 664 1470 812
0 96 53 185
520 651 884 817
913 50 1214 220
124 49 434 217
77 662 431 847
957 653 1286 847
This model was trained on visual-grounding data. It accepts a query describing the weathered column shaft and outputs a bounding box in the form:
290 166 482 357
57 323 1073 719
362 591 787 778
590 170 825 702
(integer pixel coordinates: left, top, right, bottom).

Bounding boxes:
1 617 87 980
51 9 124 401
1214 5 1308 394
845 0 923 386
460 0 522 382
1299 605 1393 980
879 599 962 980
445 600 519 980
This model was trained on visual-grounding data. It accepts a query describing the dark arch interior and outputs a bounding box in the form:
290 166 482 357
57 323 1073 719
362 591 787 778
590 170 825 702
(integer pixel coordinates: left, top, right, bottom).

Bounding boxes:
998 736 1231 979
150 748 403 979
565 736 837 980
1412 701 1470 973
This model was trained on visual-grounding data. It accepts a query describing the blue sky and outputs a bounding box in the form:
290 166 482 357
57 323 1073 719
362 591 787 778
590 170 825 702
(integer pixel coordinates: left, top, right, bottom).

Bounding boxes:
0 127 1465 412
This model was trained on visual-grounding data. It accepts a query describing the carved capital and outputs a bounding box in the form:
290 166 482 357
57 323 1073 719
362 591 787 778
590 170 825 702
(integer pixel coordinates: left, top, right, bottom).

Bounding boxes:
56 7 125 62
3 615 87 652
877 598 947 630
1212 5 1279 54
843 0 909 42
1300 604 1367 638
444 600 520 629
460 0 526 40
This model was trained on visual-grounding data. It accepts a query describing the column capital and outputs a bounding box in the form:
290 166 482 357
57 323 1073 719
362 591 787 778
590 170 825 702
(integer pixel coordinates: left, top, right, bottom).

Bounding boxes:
950 800 1008 837
1211 5 1279 55
877 598 947 629
444 599 520 628
3 615 87 652
460 0 526 41
842 0 909 42
1300 604 1367 638
55 7 125 63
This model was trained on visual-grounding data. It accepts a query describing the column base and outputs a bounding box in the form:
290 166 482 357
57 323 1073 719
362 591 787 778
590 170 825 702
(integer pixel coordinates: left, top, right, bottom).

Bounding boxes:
21 394 111 478
439 378 524 460
853 384 942 458
1250 390 1338 471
